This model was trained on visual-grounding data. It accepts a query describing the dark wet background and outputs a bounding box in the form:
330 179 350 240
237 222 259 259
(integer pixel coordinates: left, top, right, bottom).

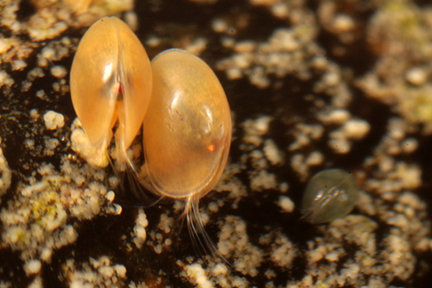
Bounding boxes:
1 0 432 287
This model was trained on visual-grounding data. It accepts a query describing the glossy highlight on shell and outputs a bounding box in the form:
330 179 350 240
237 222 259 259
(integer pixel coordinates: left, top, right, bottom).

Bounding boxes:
301 168 358 224
142 49 232 200
70 16 152 165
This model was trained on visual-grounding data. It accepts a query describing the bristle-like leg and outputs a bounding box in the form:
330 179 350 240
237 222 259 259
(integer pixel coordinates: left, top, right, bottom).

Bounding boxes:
185 195 229 265
300 207 318 223
124 162 162 207
110 139 162 207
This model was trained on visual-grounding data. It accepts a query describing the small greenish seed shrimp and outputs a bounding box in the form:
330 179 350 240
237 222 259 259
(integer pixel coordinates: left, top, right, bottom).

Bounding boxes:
301 168 358 224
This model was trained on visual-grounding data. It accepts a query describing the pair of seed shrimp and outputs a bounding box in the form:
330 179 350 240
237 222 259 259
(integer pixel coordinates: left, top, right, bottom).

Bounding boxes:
70 17 232 255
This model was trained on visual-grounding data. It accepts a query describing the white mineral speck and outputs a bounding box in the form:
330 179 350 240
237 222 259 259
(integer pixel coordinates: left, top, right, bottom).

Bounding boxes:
323 71 340 86
326 109 350 124
221 37 235 48
387 214 409 228
212 18 227 33
218 216 263 276
0 142 12 198
401 138 418 153
50 65 67 78
146 37 161 47
406 67 426 85
232 54 251 69
12 59 27 71
186 37 208 56
212 263 228 276
0 38 10 53
44 138 60 156
70 119 108 167
28 276 42 288
234 41 256 53
279 182 289 192
40 248 52 262
0 70 13 88
24 259 42 275
250 170 277 191
305 151 324 166
41 47 55 60
64 256 127 287
158 213 174 233
263 139 284 165
333 14 355 32
278 196 295 213
43 110 65 130
114 265 127 278
105 191 115 202
226 68 242 80
342 119 370 140
132 209 148 248
333 135 353 156
185 263 214 288
253 116 273 135
98 266 114 278
35 89 46 100
308 245 327 263
271 235 296 267
208 201 219 213
154 244 162 254
289 124 324 151
124 11 138 31
325 250 340 262
231 277 248 287
272 3 288 18
30 109 39 118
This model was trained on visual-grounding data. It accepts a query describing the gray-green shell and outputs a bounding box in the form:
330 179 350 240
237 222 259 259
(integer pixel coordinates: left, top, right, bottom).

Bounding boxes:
301 168 358 224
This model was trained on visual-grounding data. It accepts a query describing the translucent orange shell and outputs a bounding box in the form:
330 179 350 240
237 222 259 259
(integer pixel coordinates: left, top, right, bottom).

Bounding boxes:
143 49 232 200
70 16 152 161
